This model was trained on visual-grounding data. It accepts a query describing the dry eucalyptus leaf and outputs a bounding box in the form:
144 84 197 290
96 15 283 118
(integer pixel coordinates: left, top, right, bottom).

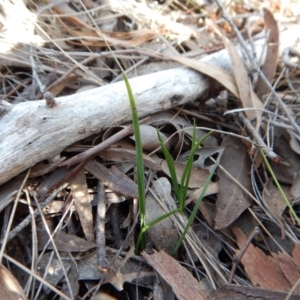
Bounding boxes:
37 230 97 252
70 171 94 242
214 136 252 230
291 174 300 201
37 252 71 295
146 177 179 254
85 160 138 198
232 227 291 290
142 250 209 300
144 111 184 154
272 251 300 293
0 178 22 213
170 55 263 113
77 250 153 290
161 160 217 191
193 223 222 258
98 147 161 171
209 285 300 300
222 33 258 121
153 274 175 300
0 264 27 300
255 9 279 98
262 178 291 227
287 130 300 155
131 124 170 152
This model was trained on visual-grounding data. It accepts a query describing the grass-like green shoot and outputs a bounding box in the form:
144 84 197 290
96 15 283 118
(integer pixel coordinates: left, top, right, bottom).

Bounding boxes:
123 71 216 254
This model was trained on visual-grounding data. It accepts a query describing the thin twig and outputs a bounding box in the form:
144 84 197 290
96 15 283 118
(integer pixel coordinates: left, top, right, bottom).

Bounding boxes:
228 226 260 283
60 126 133 168
96 182 110 272
239 112 279 161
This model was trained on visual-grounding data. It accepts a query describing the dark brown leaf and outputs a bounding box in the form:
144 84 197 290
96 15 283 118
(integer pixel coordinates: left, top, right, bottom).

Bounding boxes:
85 159 138 198
214 136 252 229
38 230 97 252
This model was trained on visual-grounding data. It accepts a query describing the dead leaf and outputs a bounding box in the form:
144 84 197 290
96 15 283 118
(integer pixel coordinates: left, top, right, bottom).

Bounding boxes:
48 74 81 97
98 147 161 171
291 174 300 200
70 171 94 242
272 251 300 292
131 124 170 152
262 178 290 228
209 284 300 300
37 252 71 294
0 264 27 300
30 157 65 177
37 230 97 252
146 177 179 254
214 135 252 229
292 244 300 268
161 160 218 194
0 178 23 213
232 226 290 290
222 34 257 120
142 250 209 300
255 9 279 98
85 160 138 198
170 55 263 112
35 167 69 200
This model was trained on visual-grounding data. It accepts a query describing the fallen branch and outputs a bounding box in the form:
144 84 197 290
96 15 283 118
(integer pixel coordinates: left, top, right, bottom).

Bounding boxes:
0 26 299 185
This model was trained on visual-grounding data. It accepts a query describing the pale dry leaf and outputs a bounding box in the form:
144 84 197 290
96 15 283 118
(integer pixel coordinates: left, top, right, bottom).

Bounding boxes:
255 9 279 98
214 136 252 230
146 177 179 254
170 55 263 112
108 271 153 291
144 111 185 154
0 264 27 300
142 250 209 300
232 226 291 290
70 171 94 242
131 124 170 152
262 178 290 226
93 293 117 300
222 34 258 120
288 130 300 155
291 174 300 201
